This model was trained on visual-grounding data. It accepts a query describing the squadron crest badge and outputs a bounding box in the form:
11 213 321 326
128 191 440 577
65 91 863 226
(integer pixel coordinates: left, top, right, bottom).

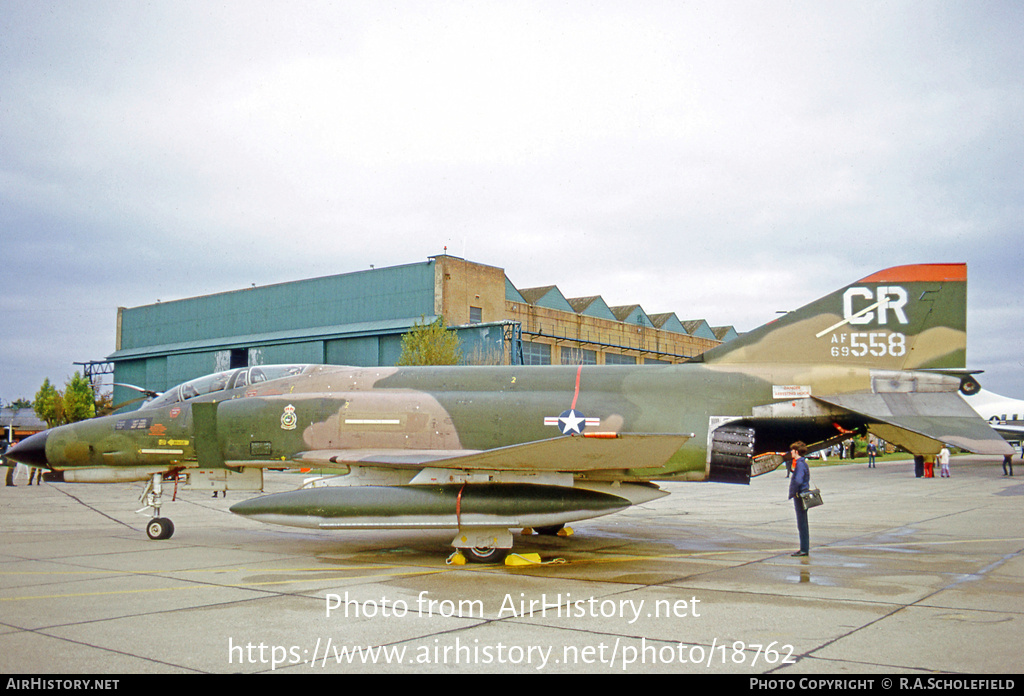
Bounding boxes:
280 404 297 431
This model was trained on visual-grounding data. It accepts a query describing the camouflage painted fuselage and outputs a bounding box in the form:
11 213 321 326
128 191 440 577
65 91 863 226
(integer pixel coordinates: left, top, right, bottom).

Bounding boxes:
27 362 786 479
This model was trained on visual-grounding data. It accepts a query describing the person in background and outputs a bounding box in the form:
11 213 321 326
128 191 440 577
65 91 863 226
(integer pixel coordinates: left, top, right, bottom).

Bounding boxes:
2 440 15 487
938 445 951 478
788 441 810 557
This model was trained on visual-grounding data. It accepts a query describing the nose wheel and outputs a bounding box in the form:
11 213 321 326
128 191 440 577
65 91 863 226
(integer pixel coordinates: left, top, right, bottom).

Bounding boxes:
139 472 175 540
146 517 175 540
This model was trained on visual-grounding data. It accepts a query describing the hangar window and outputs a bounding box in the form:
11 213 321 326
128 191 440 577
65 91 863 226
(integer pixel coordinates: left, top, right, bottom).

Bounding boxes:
522 341 551 365
561 347 597 365
605 353 636 365
469 306 483 324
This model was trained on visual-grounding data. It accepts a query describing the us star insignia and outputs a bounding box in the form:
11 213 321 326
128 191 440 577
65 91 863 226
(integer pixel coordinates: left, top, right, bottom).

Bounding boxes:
544 409 600 435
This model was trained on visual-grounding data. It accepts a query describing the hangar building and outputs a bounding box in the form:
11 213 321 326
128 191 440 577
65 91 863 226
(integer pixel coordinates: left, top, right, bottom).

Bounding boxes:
108 255 735 407
2 407 46 442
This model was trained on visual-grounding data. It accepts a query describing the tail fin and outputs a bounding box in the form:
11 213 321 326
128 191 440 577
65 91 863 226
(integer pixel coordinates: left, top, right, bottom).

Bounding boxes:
700 263 967 370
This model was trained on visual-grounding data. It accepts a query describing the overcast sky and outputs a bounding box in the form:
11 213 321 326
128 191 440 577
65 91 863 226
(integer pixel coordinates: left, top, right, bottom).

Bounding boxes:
2 0 1022 404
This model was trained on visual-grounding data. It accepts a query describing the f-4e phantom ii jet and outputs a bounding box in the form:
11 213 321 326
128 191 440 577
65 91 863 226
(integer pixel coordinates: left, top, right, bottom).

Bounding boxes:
7 263 1012 561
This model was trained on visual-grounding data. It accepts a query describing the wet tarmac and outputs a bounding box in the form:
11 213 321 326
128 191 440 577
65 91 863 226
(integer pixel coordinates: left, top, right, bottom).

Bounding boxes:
1 455 1021 674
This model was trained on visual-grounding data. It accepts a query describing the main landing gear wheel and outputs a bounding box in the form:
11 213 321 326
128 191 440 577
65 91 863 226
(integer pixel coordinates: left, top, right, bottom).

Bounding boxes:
146 517 175 540
462 546 509 564
452 528 513 563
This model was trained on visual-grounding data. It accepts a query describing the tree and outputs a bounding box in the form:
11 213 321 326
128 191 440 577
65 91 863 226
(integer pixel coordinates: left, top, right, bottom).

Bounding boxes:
32 372 96 427
33 378 63 428
63 372 97 422
396 317 463 366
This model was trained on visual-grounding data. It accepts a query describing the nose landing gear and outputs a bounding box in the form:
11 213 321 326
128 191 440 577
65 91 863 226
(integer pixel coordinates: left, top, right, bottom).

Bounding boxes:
139 472 175 540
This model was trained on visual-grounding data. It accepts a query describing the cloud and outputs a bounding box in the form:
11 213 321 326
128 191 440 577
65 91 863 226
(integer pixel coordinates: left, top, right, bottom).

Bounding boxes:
1 0 1022 400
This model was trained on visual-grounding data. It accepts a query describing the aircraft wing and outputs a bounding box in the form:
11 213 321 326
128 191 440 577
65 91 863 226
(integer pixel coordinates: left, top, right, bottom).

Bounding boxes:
814 392 1014 456
294 433 692 472
960 389 1024 441
988 423 1024 440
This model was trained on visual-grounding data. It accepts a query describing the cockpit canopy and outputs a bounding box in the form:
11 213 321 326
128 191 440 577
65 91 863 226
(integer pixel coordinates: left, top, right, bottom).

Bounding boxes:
141 365 310 410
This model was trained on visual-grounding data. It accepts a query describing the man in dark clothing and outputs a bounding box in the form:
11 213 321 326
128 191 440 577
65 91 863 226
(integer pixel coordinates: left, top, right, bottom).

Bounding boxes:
788 441 810 557
2 440 14 486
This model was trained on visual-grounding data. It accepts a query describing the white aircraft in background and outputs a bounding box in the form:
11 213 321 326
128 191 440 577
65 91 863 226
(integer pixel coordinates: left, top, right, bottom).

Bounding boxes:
963 388 1024 441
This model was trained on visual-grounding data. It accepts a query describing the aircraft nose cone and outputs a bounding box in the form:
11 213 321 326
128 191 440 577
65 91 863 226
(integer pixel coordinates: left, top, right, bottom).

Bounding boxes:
6 431 50 469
